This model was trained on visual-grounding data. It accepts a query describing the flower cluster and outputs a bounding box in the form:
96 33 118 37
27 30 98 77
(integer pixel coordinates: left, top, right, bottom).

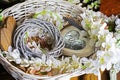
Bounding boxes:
65 0 100 11
33 10 64 30
2 46 94 75
81 10 120 74
0 8 120 79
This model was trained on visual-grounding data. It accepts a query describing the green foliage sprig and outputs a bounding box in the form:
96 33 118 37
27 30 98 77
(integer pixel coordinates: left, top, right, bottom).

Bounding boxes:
80 0 100 11
0 9 3 22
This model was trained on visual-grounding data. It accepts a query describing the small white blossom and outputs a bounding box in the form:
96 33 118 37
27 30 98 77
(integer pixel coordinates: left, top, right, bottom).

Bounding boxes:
20 59 30 67
1 9 120 77
32 58 42 70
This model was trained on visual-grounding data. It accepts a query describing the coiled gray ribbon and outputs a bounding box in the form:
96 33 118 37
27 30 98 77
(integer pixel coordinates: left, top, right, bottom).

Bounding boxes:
13 19 64 59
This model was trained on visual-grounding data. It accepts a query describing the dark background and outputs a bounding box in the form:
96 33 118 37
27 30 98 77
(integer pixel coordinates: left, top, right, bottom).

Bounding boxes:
0 0 25 10
0 65 15 80
0 1 25 80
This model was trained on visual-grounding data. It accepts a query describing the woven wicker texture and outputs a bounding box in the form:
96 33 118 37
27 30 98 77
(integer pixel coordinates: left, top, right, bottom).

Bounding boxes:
0 0 86 80
2 0 83 22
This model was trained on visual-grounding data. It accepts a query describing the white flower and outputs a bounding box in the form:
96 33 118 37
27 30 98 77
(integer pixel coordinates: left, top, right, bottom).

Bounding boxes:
35 47 42 53
6 47 22 64
31 58 42 70
72 55 79 62
115 18 120 25
15 58 22 64
12 49 21 59
116 25 120 31
113 62 120 72
110 48 120 64
115 32 120 40
96 50 111 71
20 59 30 67
42 54 46 63
46 59 53 66
80 57 92 69
34 10 63 30
31 41 37 48
26 42 32 48
98 23 107 36
101 65 106 71
101 34 116 50
8 46 12 52
51 57 61 68
96 50 105 57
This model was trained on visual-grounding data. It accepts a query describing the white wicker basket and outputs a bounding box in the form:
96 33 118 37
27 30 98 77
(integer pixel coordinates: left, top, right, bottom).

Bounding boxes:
0 0 91 80
2 0 83 21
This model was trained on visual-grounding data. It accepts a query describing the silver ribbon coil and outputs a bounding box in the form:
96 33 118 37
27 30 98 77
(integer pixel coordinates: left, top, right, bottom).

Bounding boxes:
13 19 64 59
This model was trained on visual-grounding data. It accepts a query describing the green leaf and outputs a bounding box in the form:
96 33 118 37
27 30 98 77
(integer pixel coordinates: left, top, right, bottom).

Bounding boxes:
0 9 3 21
100 57 105 64
68 0 74 3
85 19 91 29
40 48 47 54
40 10 47 15
0 15 2 21
1 52 6 57
33 10 47 18
40 72 47 75
55 13 63 30
107 21 115 32
116 39 120 44
24 32 29 43
83 0 89 3
81 65 87 69
116 39 120 46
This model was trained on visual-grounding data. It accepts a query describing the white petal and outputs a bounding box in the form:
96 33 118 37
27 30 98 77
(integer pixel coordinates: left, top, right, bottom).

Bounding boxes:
101 65 105 71
106 62 112 70
115 19 120 25
8 46 12 52
15 58 22 64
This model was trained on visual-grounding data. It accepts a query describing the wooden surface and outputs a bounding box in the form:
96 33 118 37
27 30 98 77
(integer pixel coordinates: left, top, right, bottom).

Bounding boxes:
0 16 16 51
100 0 120 16
117 72 120 80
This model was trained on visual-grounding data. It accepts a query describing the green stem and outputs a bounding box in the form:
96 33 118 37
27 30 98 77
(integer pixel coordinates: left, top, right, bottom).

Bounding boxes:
0 9 3 22
110 69 117 80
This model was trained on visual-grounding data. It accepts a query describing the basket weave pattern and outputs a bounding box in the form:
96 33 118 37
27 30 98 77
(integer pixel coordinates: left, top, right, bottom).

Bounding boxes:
0 0 86 80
